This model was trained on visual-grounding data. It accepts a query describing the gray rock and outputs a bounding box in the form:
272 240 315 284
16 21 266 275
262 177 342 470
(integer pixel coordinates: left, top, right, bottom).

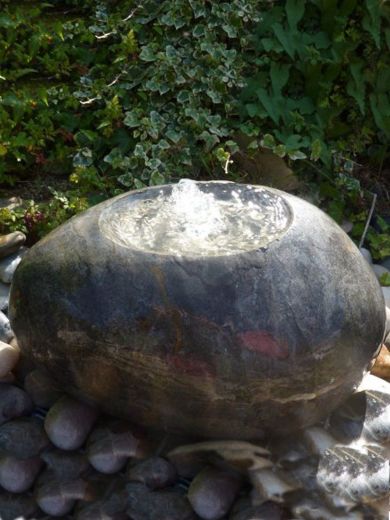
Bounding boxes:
0 231 26 259
125 482 196 520
371 264 390 283
385 306 390 336
0 383 33 425
0 197 23 210
382 286 390 307
167 444 209 479
188 467 243 520
40 447 90 481
230 498 284 520
23 368 63 408
359 247 373 264
44 396 98 450
0 310 13 343
0 417 50 458
0 341 20 378
340 220 353 234
36 474 91 516
11 183 386 438
0 247 27 284
76 502 128 520
126 456 177 489
0 492 38 520
0 454 42 493
0 282 10 311
87 420 147 474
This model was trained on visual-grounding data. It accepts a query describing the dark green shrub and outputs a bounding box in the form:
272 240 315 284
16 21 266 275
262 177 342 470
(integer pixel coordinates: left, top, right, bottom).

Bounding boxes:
0 0 389 248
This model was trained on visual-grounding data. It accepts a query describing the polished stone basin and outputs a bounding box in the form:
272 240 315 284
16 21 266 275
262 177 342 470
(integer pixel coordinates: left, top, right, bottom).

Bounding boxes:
9 181 386 438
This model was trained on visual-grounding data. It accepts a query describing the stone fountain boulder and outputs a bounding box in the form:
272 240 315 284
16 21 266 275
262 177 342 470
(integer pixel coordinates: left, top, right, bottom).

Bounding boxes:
9 181 386 438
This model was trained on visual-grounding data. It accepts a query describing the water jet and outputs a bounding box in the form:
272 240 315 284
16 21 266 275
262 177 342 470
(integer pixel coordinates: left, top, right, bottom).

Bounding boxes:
9 180 386 438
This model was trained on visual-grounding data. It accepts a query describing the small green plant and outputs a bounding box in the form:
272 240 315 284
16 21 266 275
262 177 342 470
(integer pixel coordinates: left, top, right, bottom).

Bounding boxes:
0 190 89 243
351 214 390 261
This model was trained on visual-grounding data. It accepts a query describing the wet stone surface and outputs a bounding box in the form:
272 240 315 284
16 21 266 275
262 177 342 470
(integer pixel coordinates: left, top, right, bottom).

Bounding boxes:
10 182 386 438
0 187 389 518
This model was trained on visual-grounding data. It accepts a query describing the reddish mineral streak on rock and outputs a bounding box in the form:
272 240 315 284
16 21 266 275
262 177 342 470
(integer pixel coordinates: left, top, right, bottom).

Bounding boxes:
167 354 216 378
237 330 289 359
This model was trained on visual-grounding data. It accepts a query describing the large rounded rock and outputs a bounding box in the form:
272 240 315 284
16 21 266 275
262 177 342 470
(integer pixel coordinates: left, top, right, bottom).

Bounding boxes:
9 182 386 438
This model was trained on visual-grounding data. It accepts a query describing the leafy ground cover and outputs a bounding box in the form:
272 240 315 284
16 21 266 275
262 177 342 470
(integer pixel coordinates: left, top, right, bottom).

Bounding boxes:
0 0 389 255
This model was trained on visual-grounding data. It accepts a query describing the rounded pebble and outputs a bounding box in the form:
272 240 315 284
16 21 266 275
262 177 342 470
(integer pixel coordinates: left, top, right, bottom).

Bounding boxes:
0 454 42 492
41 447 90 481
382 286 390 308
87 420 147 474
0 383 33 425
359 247 373 264
44 396 98 450
0 231 26 259
0 282 10 311
0 492 38 520
0 416 50 458
126 456 177 489
0 247 27 284
230 498 285 520
36 477 90 516
0 310 14 343
0 341 19 378
187 467 243 520
125 482 196 520
24 368 63 408
341 220 353 234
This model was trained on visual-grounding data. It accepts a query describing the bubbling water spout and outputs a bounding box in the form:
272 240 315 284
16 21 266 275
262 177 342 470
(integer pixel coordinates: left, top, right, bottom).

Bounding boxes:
99 179 292 256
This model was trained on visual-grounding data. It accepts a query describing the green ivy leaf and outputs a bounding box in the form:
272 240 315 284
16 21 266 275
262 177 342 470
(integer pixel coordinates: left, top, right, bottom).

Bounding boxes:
73 148 93 168
288 149 307 160
139 45 157 62
261 134 276 148
177 90 190 103
199 131 220 151
274 144 286 157
150 170 165 185
123 111 141 128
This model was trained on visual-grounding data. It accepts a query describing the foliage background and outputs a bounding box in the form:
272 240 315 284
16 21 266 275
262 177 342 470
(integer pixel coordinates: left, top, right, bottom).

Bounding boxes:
0 0 389 256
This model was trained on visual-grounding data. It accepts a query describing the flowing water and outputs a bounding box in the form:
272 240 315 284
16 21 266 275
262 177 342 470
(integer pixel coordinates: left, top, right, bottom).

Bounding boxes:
100 180 292 256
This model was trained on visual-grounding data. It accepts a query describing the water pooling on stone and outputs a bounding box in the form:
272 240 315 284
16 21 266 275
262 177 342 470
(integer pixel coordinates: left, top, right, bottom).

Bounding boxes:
10 181 386 438
99 179 292 256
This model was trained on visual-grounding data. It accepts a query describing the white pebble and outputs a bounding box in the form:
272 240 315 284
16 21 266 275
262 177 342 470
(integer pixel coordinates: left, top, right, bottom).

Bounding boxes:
0 283 10 311
341 220 353 234
382 286 390 308
359 247 373 265
0 310 13 343
0 247 27 284
0 341 20 377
